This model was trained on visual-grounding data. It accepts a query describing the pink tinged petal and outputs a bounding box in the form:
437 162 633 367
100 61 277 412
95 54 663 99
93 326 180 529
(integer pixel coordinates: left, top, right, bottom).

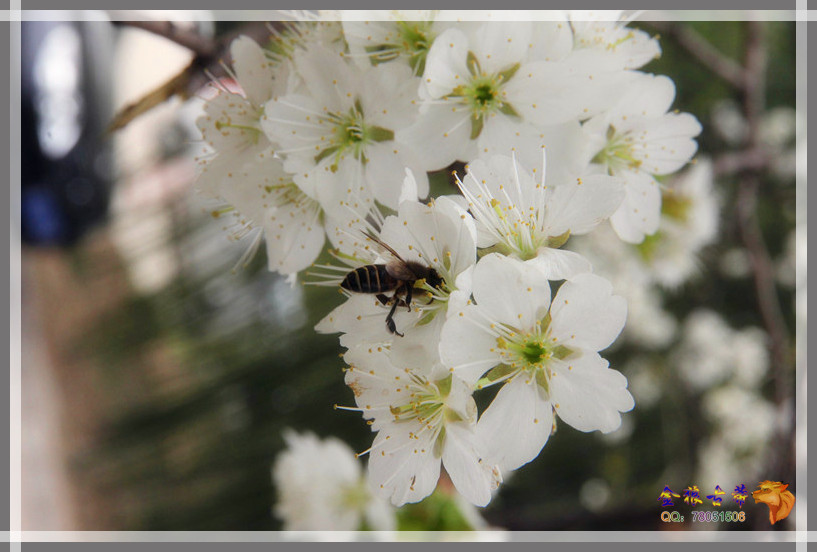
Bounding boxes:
439 311 502 387
609 170 661 243
472 253 551 329
368 423 441 506
542 174 625 236
422 27 470 99
526 248 593 281
230 35 275 108
442 422 496 507
548 353 634 433
476 375 553 472
548 272 627 352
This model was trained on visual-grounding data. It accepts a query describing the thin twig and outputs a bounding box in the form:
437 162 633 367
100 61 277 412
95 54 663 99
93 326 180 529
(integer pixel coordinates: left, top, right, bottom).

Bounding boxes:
646 21 746 89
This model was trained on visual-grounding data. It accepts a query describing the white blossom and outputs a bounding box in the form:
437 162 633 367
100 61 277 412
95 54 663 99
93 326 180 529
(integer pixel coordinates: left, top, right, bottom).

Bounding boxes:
673 309 769 392
405 21 623 171
581 73 702 243
567 11 661 71
633 158 719 288
341 12 452 75
456 153 624 280
315 180 477 351
440 254 633 473
262 44 432 214
343 347 500 506
195 36 293 199
272 430 395 531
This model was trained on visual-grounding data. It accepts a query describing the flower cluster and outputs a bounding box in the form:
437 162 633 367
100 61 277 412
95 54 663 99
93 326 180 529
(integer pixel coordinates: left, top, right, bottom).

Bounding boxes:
193 12 704 509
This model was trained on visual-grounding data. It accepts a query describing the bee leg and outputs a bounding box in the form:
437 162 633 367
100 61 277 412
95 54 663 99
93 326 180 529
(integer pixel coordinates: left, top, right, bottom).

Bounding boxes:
404 285 413 312
375 293 391 306
385 299 404 337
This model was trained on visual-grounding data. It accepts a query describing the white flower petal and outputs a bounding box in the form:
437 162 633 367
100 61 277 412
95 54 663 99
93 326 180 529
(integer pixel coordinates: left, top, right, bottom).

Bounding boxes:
526 248 593 281
549 272 627 351
441 422 496 507
368 423 441 506
472 253 551 329
476 375 553 472
230 35 276 108
635 113 702 175
365 142 417 209
439 312 502 387
543 174 625 236
263 204 325 275
469 21 532 73
609 170 661 243
549 352 634 433
400 104 474 169
422 27 470 99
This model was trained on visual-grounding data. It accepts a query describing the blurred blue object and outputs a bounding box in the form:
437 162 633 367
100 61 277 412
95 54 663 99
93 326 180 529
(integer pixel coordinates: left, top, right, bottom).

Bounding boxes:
21 20 115 246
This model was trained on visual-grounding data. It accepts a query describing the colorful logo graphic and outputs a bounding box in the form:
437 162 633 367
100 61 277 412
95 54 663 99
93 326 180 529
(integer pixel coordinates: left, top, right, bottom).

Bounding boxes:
752 481 795 525
659 480 795 525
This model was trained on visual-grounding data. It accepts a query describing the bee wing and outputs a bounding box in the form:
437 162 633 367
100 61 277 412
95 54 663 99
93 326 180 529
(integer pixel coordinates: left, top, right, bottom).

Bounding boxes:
363 230 406 263
386 259 415 281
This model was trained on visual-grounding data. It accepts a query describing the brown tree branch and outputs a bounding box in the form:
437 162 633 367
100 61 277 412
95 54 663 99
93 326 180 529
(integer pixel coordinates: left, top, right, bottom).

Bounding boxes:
107 21 278 133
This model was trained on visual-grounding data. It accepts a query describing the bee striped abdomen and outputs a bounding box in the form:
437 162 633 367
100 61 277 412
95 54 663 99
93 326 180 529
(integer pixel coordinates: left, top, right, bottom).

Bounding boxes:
341 265 398 294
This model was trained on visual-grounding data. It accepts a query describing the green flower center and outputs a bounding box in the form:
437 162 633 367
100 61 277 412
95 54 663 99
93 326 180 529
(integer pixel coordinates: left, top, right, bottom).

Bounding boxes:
592 125 643 172
365 21 435 74
518 340 549 365
389 374 452 425
476 316 574 392
448 52 521 140
479 197 571 261
314 99 394 171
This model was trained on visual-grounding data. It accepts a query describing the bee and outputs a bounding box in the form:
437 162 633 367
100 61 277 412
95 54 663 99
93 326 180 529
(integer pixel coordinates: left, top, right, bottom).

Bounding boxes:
340 233 444 337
